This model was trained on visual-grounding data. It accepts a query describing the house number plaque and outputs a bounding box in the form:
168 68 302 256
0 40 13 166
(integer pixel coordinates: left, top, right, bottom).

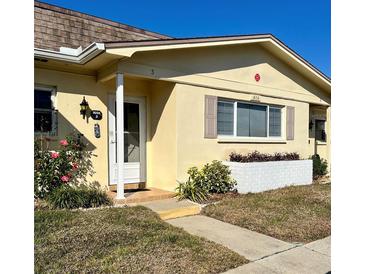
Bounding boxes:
91 110 102 120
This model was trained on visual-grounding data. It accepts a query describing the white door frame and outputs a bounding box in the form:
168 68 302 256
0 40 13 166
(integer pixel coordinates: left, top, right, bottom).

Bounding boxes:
108 94 146 185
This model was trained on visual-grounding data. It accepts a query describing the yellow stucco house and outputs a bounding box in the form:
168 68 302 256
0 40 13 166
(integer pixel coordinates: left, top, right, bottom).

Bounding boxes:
34 2 331 199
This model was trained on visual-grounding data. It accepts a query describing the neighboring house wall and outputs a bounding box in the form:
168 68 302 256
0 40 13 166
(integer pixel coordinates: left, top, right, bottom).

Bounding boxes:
34 1 169 51
309 105 330 162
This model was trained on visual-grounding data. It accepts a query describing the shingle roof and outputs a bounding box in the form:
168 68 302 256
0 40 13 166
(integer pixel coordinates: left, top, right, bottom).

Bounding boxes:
34 1 171 51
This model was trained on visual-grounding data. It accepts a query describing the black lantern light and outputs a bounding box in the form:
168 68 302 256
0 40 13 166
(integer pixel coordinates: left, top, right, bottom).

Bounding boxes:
309 120 313 130
80 96 89 119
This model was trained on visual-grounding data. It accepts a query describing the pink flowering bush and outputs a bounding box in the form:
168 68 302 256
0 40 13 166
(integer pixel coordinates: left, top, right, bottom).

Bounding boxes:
34 133 92 199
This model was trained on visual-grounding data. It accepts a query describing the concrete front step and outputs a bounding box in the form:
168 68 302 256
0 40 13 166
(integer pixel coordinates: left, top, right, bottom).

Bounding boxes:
138 198 201 220
110 187 176 204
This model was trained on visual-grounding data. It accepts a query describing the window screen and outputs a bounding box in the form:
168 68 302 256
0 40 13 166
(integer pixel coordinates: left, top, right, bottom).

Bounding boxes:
237 103 267 137
269 107 281 137
237 103 250 136
217 101 234 135
249 104 267 137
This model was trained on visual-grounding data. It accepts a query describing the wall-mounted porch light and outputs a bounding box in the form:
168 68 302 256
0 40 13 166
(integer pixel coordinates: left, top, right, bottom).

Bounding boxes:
80 96 89 119
309 120 313 130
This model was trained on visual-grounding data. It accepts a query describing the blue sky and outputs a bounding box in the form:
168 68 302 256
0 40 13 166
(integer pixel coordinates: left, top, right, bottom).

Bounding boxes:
40 0 331 77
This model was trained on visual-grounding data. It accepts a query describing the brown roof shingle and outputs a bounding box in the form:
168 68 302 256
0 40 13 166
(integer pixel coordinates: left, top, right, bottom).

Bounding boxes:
34 1 171 51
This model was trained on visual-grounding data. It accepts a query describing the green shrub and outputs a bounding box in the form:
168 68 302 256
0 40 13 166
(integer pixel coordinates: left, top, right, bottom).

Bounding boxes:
202 160 236 193
46 184 112 209
176 161 236 202
311 154 328 179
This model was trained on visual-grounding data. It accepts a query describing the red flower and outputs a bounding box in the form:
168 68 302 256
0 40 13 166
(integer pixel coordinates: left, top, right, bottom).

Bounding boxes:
51 152 59 159
60 175 70 182
71 162 78 170
60 139 68 146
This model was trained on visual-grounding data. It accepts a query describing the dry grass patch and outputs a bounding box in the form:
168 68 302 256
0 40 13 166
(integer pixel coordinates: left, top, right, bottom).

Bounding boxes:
202 184 330 243
35 206 247 273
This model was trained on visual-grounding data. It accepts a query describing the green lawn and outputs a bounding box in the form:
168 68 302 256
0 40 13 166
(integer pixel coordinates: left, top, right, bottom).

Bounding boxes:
35 206 247 273
202 184 331 243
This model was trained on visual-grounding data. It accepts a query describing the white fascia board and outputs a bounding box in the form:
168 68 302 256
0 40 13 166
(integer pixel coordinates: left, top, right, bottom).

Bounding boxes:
106 38 270 57
34 42 105 64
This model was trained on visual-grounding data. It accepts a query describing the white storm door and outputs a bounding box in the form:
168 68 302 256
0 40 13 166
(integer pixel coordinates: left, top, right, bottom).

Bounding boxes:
108 95 146 185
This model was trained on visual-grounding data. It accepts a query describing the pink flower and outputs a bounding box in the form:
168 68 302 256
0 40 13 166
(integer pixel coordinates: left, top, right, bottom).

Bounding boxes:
51 152 59 159
60 139 68 146
60 175 70 182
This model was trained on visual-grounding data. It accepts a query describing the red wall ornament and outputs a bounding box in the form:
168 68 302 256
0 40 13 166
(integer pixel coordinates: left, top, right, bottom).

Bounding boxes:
255 73 261 82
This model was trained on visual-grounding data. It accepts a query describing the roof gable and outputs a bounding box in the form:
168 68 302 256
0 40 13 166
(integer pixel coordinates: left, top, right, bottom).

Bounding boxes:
122 43 330 104
106 34 330 93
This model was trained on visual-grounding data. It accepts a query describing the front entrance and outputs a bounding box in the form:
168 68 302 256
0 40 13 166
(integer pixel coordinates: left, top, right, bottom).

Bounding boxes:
108 95 146 185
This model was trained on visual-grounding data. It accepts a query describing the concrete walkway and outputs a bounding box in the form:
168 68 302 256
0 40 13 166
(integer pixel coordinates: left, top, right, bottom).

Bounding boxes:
167 215 330 273
167 215 295 261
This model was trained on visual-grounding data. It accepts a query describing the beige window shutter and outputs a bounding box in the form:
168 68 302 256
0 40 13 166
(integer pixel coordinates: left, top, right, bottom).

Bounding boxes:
286 106 295 140
204 95 217 138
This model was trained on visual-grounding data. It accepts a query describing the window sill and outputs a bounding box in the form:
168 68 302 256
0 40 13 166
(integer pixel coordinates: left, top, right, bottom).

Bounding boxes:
315 140 327 145
217 137 286 144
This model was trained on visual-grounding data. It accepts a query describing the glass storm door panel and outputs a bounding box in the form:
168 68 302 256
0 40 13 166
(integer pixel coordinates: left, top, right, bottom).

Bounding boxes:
108 95 146 185
124 103 140 162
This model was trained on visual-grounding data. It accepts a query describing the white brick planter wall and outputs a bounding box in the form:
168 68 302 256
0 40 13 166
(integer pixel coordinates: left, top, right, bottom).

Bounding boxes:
223 160 313 193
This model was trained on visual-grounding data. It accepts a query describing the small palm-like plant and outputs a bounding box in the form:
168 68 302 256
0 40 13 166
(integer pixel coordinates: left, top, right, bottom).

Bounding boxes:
176 167 208 203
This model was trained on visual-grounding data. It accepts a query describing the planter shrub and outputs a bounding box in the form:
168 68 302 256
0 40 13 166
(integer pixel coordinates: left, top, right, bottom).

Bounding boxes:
230 151 300 163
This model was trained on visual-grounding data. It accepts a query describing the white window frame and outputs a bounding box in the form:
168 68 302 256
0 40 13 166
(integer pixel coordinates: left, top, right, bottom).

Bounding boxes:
217 98 285 142
34 84 58 136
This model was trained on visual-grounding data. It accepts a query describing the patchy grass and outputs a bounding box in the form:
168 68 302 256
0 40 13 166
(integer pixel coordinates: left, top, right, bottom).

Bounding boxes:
35 206 247 273
202 184 330 243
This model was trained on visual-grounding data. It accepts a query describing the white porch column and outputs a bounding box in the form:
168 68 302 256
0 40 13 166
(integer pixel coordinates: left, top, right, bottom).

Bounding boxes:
116 73 125 199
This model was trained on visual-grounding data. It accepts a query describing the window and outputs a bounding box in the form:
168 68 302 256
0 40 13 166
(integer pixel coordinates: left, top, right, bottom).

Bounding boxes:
315 120 326 142
34 86 57 135
218 99 283 138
